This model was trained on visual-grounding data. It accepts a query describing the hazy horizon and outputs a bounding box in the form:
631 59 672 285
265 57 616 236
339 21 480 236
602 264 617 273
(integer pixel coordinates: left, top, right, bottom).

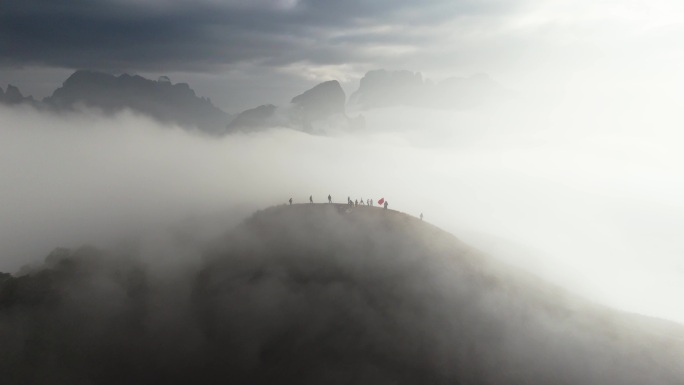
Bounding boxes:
3 68 684 327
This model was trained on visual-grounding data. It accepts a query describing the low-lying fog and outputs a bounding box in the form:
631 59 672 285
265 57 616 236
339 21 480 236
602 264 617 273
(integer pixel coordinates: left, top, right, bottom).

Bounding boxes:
2 79 683 325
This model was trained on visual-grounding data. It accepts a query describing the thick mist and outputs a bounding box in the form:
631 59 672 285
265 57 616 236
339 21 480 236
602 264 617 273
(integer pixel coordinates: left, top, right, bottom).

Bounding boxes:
1 77 684 327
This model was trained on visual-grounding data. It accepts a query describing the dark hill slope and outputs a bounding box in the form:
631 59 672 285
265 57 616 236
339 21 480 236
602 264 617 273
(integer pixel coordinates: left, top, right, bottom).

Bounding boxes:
198 205 684 384
1 205 683 384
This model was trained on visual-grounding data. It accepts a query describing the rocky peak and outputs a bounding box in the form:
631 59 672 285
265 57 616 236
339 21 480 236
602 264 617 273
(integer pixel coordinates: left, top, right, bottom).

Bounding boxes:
290 80 346 123
4 84 26 104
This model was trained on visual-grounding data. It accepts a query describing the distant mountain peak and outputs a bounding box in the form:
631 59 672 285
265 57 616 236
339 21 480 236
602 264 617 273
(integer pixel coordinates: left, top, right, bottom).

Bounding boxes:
290 80 346 127
291 80 344 105
0 84 33 106
230 80 363 133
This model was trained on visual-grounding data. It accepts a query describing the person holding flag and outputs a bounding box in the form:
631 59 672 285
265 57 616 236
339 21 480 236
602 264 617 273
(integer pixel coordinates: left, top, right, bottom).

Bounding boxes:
378 197 386 209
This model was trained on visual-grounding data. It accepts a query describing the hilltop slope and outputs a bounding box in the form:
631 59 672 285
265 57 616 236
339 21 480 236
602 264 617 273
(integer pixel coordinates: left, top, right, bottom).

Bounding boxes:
1 204 682 384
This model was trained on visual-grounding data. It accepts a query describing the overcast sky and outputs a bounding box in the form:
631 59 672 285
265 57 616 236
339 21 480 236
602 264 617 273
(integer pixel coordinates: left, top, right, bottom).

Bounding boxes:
2 0 684 111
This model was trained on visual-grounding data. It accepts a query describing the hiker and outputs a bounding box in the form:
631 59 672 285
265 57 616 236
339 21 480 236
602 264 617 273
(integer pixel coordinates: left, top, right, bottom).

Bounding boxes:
354 199 358 207
360 198 364 205
328 194 332 203
366 199 369 205
289 198 292 205
310 195 313 204
420 213 423 221
384 201 388 210
370 199 373 206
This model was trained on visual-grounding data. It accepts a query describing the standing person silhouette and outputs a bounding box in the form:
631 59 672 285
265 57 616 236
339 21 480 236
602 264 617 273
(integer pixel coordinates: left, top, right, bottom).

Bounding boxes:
309 195 313 204
328 194 332 203
383 201 388 210
289 198 292 205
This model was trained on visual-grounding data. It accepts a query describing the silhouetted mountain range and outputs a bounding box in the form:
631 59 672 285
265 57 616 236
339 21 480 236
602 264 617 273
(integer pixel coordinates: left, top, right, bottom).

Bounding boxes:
1 204 682 384
44 71 231 135
2 69 510 134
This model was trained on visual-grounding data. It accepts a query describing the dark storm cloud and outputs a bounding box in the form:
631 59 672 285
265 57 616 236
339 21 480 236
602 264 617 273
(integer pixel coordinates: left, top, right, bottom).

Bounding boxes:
0 0 519 72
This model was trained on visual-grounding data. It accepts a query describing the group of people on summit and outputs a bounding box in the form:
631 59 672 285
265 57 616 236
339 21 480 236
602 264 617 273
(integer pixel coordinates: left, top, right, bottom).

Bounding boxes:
289 195 388 209
288 195 423 220
346 196 384 209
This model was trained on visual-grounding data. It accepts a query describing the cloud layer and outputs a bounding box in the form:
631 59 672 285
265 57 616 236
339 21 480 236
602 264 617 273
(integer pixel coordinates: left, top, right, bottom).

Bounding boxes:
2 77 684 326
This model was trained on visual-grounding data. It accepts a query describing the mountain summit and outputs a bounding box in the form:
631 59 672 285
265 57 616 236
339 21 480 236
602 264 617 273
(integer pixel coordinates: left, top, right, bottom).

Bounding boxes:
290 80 346 122
1 204 682 384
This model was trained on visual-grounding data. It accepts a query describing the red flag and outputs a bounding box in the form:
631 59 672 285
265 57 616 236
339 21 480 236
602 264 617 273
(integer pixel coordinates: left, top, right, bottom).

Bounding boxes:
377 198 384 205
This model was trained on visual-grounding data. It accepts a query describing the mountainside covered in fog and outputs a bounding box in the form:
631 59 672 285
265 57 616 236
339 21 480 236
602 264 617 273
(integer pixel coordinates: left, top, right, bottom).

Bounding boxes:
1 204 682 385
